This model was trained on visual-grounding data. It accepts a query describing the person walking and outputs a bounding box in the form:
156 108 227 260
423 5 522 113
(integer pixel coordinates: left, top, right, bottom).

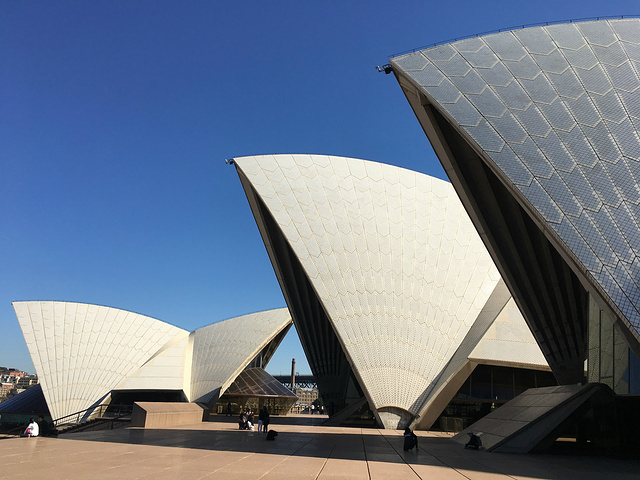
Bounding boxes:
258 406 266 433
262 407 270 433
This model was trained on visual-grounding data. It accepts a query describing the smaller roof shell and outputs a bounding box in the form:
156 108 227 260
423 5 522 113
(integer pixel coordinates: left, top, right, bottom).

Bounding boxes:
12 301 292 420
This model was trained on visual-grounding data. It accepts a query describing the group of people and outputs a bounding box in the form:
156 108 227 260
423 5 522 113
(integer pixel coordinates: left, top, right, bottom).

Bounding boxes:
238 406 270 433
21 416 51 437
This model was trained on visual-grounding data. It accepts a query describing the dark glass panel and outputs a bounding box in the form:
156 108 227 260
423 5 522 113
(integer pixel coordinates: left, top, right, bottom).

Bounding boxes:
493 366 515 400
469 364 492 399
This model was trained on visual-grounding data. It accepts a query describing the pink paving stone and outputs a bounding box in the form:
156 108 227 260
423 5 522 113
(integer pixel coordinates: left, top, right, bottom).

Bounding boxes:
2 419 639 480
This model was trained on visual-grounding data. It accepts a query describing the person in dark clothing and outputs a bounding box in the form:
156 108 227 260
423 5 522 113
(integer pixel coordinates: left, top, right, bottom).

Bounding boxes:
226 402 232 416
403 428 418 451
238 411 247 430
37 415 50 437
247 410 255 430
258 406 265 433
464 430 482 449
262 407 270 433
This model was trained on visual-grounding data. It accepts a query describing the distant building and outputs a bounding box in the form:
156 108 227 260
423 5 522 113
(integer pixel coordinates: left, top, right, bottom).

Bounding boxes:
0 370 29 384
295 387 319 406
16 375 38 390
0 370 37 400
0 383 15 398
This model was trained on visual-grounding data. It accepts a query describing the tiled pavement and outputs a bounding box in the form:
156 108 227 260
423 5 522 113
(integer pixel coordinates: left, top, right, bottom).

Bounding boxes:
2 418 639 479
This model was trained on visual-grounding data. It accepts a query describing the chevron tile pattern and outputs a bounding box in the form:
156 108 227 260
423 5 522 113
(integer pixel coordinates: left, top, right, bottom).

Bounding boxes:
190 308 292 403
13 301 291 419
234 154 503 416
13 301 186 420
392 19 640 337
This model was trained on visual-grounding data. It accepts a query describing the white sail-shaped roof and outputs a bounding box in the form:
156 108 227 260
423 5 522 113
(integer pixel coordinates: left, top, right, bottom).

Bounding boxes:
390 18 640 357
13 301 186 420
13 301 292 420
234 154 512 427
190 308 292 403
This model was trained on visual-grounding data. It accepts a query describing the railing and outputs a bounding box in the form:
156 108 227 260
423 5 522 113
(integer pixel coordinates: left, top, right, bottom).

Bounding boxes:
53 403 133 429
390 15 640 58
0 424 26 438
53 404 108 428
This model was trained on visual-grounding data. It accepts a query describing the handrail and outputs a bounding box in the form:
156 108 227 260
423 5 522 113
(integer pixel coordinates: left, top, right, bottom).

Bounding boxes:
53 403 133 428
0 425 26 438
53 403 109 427
390 15 640 58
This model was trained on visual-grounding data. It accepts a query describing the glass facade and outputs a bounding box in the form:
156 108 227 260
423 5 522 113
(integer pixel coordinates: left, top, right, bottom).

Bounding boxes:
214 367 297 416
588 296 639 394
436 365 556 431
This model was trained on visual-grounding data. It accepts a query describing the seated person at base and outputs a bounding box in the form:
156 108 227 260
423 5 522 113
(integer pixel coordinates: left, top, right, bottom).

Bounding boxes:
37 415 51 437
238 412 248 430
403 428 418 451
464 430 482 450
21 418 39 437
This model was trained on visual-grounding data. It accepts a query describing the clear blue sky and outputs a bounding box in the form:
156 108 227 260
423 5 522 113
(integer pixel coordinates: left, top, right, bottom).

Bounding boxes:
1 1 636 375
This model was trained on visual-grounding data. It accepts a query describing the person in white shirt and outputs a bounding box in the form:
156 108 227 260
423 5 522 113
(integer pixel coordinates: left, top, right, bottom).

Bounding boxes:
23 418 39 437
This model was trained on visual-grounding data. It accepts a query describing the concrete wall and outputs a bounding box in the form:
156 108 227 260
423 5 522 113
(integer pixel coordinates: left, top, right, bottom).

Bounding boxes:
130 402 204 428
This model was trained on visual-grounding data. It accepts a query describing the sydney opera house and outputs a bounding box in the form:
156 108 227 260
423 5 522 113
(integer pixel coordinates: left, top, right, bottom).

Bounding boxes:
6 16 640 453
6 154 553 433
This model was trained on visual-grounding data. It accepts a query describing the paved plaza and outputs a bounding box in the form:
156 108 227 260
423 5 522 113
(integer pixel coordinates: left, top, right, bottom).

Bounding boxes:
2 417 639 479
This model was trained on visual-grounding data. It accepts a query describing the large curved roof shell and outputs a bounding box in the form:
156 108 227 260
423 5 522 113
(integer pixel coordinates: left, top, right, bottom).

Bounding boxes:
12 301 187 420
189 308 292 404
390 18 640 378
12 301 292 420
234 154 506 427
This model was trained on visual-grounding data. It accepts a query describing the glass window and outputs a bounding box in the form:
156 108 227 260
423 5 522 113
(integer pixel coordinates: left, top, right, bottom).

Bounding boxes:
469 365 492 399
493 366 515 400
